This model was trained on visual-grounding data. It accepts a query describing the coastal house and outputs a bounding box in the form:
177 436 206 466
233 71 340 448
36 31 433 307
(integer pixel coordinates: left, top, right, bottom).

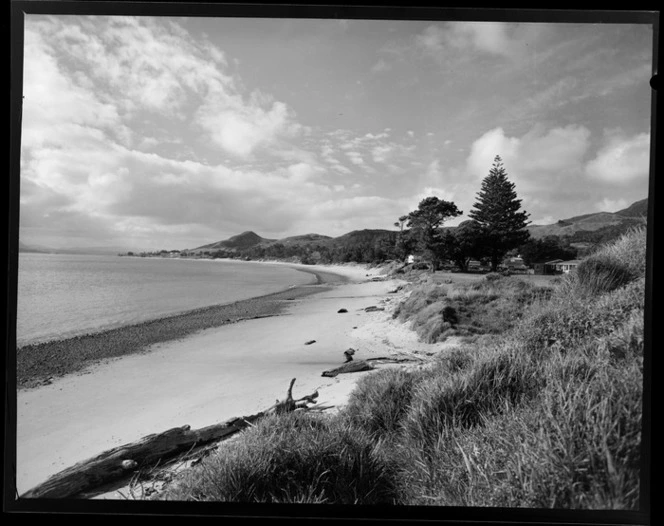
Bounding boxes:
555 260 581 274
502 256 529 273
534 259 564 275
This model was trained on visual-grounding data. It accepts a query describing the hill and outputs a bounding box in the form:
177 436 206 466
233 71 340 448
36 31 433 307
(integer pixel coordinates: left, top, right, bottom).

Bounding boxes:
194 231 276 252
527 198 647 241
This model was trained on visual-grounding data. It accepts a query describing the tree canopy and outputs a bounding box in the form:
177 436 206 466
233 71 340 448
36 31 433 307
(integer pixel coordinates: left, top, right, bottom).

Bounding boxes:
405 196 462 271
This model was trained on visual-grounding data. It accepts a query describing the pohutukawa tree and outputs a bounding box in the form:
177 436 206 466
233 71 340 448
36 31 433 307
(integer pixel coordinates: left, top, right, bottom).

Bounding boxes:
406 196 462 271
468 155 531 271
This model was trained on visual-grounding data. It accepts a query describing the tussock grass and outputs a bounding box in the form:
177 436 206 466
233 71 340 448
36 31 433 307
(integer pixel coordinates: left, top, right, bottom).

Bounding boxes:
157 228 646 509
394 275 553 343
157 411 401 504
342 367 419 440
557 226 647 300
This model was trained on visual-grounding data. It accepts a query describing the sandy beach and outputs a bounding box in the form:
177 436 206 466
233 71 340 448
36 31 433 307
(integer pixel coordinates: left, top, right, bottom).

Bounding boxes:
15 262 438 497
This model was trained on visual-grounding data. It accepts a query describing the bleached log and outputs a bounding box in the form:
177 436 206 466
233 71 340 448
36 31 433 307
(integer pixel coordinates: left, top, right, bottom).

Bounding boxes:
321 359 374 377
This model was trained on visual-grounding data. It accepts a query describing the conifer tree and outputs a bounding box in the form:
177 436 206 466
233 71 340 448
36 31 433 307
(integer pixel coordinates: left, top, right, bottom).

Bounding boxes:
468 155 531 271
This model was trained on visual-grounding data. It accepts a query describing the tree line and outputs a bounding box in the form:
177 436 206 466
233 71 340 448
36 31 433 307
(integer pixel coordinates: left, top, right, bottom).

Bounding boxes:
197 156 584 271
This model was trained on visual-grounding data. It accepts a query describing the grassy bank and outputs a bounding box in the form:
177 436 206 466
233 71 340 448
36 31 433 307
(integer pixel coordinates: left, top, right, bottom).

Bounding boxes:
156 227 647 508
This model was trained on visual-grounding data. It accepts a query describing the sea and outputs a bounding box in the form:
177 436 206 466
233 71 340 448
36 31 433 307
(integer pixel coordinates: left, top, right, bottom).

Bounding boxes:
14 253 315 347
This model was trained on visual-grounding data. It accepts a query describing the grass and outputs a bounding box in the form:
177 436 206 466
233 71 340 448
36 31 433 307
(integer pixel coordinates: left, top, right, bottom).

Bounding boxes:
392 273 554 343
157 227 647 509
157 411 401 504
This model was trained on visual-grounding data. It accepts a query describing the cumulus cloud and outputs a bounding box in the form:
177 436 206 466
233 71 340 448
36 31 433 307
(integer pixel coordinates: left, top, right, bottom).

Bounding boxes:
19 15 327 248
466 125 591 191
585 132 650 185
463 125 600 223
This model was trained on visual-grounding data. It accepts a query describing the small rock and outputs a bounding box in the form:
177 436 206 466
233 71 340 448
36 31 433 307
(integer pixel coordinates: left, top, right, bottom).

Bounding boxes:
305 340 316 345
337 308 348 313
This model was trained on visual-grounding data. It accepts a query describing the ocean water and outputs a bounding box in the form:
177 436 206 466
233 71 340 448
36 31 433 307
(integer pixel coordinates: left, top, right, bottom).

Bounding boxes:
14 253 315 347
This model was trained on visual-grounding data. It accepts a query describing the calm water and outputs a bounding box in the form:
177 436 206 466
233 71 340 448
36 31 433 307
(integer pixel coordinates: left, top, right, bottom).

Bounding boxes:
15 253 314 347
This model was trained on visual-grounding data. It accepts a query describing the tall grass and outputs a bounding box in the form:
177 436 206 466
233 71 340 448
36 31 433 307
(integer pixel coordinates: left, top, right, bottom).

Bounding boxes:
157 411 401 504
394 274 554 343
157 228 646 509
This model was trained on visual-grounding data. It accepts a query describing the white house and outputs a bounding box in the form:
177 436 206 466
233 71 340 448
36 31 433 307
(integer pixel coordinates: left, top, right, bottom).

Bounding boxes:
555 260 581 273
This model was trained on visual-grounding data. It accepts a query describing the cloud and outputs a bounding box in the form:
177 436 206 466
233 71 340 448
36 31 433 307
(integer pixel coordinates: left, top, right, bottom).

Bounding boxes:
415 22 517 58
466 125 591 190
346 151 365 165
370 59 392 73
24 16 304 161
585 132 650 185
371 145 393 163
462 125 600 224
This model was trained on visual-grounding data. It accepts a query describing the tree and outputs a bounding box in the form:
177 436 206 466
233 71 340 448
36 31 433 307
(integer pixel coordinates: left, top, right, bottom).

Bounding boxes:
406 196 462 271
393 215 412 262
443 220 484 272
468 156 531 271
519 235 577 267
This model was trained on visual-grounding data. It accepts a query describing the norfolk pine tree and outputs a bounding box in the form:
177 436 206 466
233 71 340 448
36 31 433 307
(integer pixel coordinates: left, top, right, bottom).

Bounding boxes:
468 156 531 271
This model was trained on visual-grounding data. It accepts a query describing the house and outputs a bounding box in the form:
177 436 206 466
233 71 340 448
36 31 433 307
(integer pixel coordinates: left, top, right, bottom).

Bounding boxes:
555 260 581 274
467 260 483 272
534 259 564 275
502 256 529 273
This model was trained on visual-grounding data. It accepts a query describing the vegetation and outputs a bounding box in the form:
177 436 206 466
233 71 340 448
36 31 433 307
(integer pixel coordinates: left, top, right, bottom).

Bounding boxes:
392 274 554 343
467 155 531 271
404 196 463 271
157 227 646 509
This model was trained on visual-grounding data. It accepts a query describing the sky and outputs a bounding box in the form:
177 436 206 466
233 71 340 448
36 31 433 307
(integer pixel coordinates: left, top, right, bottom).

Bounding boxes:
17 12 654 251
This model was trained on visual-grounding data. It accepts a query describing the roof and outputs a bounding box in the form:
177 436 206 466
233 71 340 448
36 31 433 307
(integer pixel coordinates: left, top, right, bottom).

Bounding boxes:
556 260 582 265
544 259 564 265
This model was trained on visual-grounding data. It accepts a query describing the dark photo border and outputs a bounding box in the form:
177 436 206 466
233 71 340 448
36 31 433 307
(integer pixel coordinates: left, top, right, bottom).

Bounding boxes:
6 1 658 524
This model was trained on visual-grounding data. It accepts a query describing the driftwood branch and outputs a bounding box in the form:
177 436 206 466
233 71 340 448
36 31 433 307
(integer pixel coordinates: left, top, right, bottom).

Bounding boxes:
21 378 319 500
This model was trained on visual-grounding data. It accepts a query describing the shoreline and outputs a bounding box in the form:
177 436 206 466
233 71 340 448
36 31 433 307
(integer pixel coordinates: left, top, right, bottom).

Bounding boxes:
16 266 429 496
16 263 363 390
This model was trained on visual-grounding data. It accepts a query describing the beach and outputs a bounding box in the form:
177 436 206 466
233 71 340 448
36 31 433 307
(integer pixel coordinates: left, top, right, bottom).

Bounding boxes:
15 262 438 497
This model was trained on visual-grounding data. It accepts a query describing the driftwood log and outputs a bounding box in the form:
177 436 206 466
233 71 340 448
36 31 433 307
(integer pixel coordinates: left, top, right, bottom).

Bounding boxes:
322 359 374 377
20 378 320 500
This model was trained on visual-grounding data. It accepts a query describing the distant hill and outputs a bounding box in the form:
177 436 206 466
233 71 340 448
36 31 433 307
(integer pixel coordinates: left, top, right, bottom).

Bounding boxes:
192 229 394 254
278 233 333 245
195 231 276 252
615 198 649 218
18 241 54 253
19 242 141 255
527 198 647 240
